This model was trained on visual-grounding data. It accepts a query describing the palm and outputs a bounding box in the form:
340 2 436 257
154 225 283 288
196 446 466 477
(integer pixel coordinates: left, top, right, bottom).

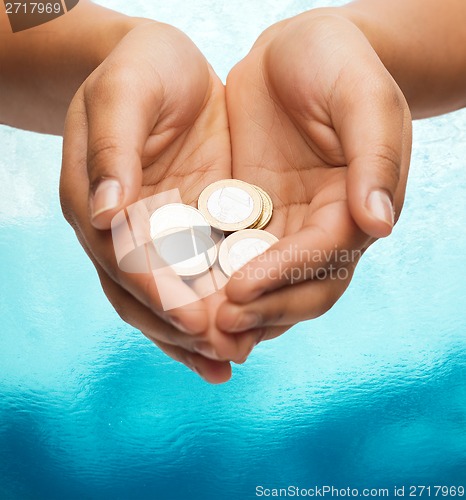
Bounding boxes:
228 47 370 250
222 38 374 339
139 69 231 204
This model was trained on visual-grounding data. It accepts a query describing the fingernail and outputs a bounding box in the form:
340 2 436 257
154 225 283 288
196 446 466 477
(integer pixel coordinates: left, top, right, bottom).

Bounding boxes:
91 179 122 219
367 190 394 228
225 312 261 333
193 342 220 360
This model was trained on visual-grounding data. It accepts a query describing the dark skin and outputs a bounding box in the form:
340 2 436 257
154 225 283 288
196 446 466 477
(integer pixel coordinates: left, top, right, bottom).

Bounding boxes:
2 1 466 383
60 22 251 383
218 13 412 334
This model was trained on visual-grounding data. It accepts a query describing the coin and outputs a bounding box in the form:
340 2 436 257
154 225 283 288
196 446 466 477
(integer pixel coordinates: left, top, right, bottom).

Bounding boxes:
153 227 217 279
150 203 211 240
250 185 273 230
198 179 263 232
218 229 278 277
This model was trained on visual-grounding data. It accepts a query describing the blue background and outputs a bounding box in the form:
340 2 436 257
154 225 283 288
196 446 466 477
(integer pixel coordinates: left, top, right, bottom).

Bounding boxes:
1 1 466 498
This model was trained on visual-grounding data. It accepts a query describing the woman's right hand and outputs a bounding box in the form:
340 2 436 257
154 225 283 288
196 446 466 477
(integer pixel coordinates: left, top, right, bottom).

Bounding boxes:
60 22 254 383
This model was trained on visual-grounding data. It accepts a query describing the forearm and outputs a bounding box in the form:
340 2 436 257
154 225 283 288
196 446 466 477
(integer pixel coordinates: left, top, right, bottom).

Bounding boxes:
338 0 466 119
0 0 148 134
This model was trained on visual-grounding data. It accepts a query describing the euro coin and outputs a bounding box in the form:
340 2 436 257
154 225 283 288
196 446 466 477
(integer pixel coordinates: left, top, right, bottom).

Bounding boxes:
250 184 273 230
153 227 217 279
218 229 278 277
198 179 263 232
149 203 211 240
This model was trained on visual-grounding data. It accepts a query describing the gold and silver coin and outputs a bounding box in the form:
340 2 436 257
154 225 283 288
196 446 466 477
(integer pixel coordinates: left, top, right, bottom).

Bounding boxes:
150 203 211 240
198 179 263 232
250 184 273 230
153 227 217 279
218 229 278 277
149 203 216 278
149 184 276 279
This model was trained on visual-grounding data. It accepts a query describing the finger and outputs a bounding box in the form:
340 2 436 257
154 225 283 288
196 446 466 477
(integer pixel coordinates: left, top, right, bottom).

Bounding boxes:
95 264 208 349
100 257 259 366
71 191 209 333
194 289 267 364
100 255 232 383
225 324 292 363
97 240 286 374
262 16 412 238
62 97 209 334
335 78 412 238
305 20 412 240
83 22 213 230
84 64 161 230
152 338 232 384
260 325 294 342
218 268 353 332
99 259 233 383
226 200 368 304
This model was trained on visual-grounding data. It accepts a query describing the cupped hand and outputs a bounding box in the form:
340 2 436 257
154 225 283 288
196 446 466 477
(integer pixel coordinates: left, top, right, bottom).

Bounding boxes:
60 13 413 381
217 12 412 339
60 22 256 383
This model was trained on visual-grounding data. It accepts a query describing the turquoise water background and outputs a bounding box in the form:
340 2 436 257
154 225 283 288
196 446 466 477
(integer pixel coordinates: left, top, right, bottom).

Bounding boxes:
1 1 466 498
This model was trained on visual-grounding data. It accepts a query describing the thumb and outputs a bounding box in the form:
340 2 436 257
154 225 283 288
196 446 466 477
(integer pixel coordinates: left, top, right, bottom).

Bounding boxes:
84 70 160 230
336 75 412 239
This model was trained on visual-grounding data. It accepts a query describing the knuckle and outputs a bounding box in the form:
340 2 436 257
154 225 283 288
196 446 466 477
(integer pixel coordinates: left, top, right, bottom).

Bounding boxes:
235 352 251 365
98 279 135 326
383 84 405 112
152 339 186 365
368 71 404 108
101 262 121 287
233 343 254 365
370 142 402 190
86 135 124 182
58 180 72 219
300 286 337 321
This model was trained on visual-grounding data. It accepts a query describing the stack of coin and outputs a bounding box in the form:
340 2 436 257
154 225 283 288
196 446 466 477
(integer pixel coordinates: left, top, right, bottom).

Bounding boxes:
197 179 273 232
249 185 273 230
198 180 277 277
149 181 277 279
